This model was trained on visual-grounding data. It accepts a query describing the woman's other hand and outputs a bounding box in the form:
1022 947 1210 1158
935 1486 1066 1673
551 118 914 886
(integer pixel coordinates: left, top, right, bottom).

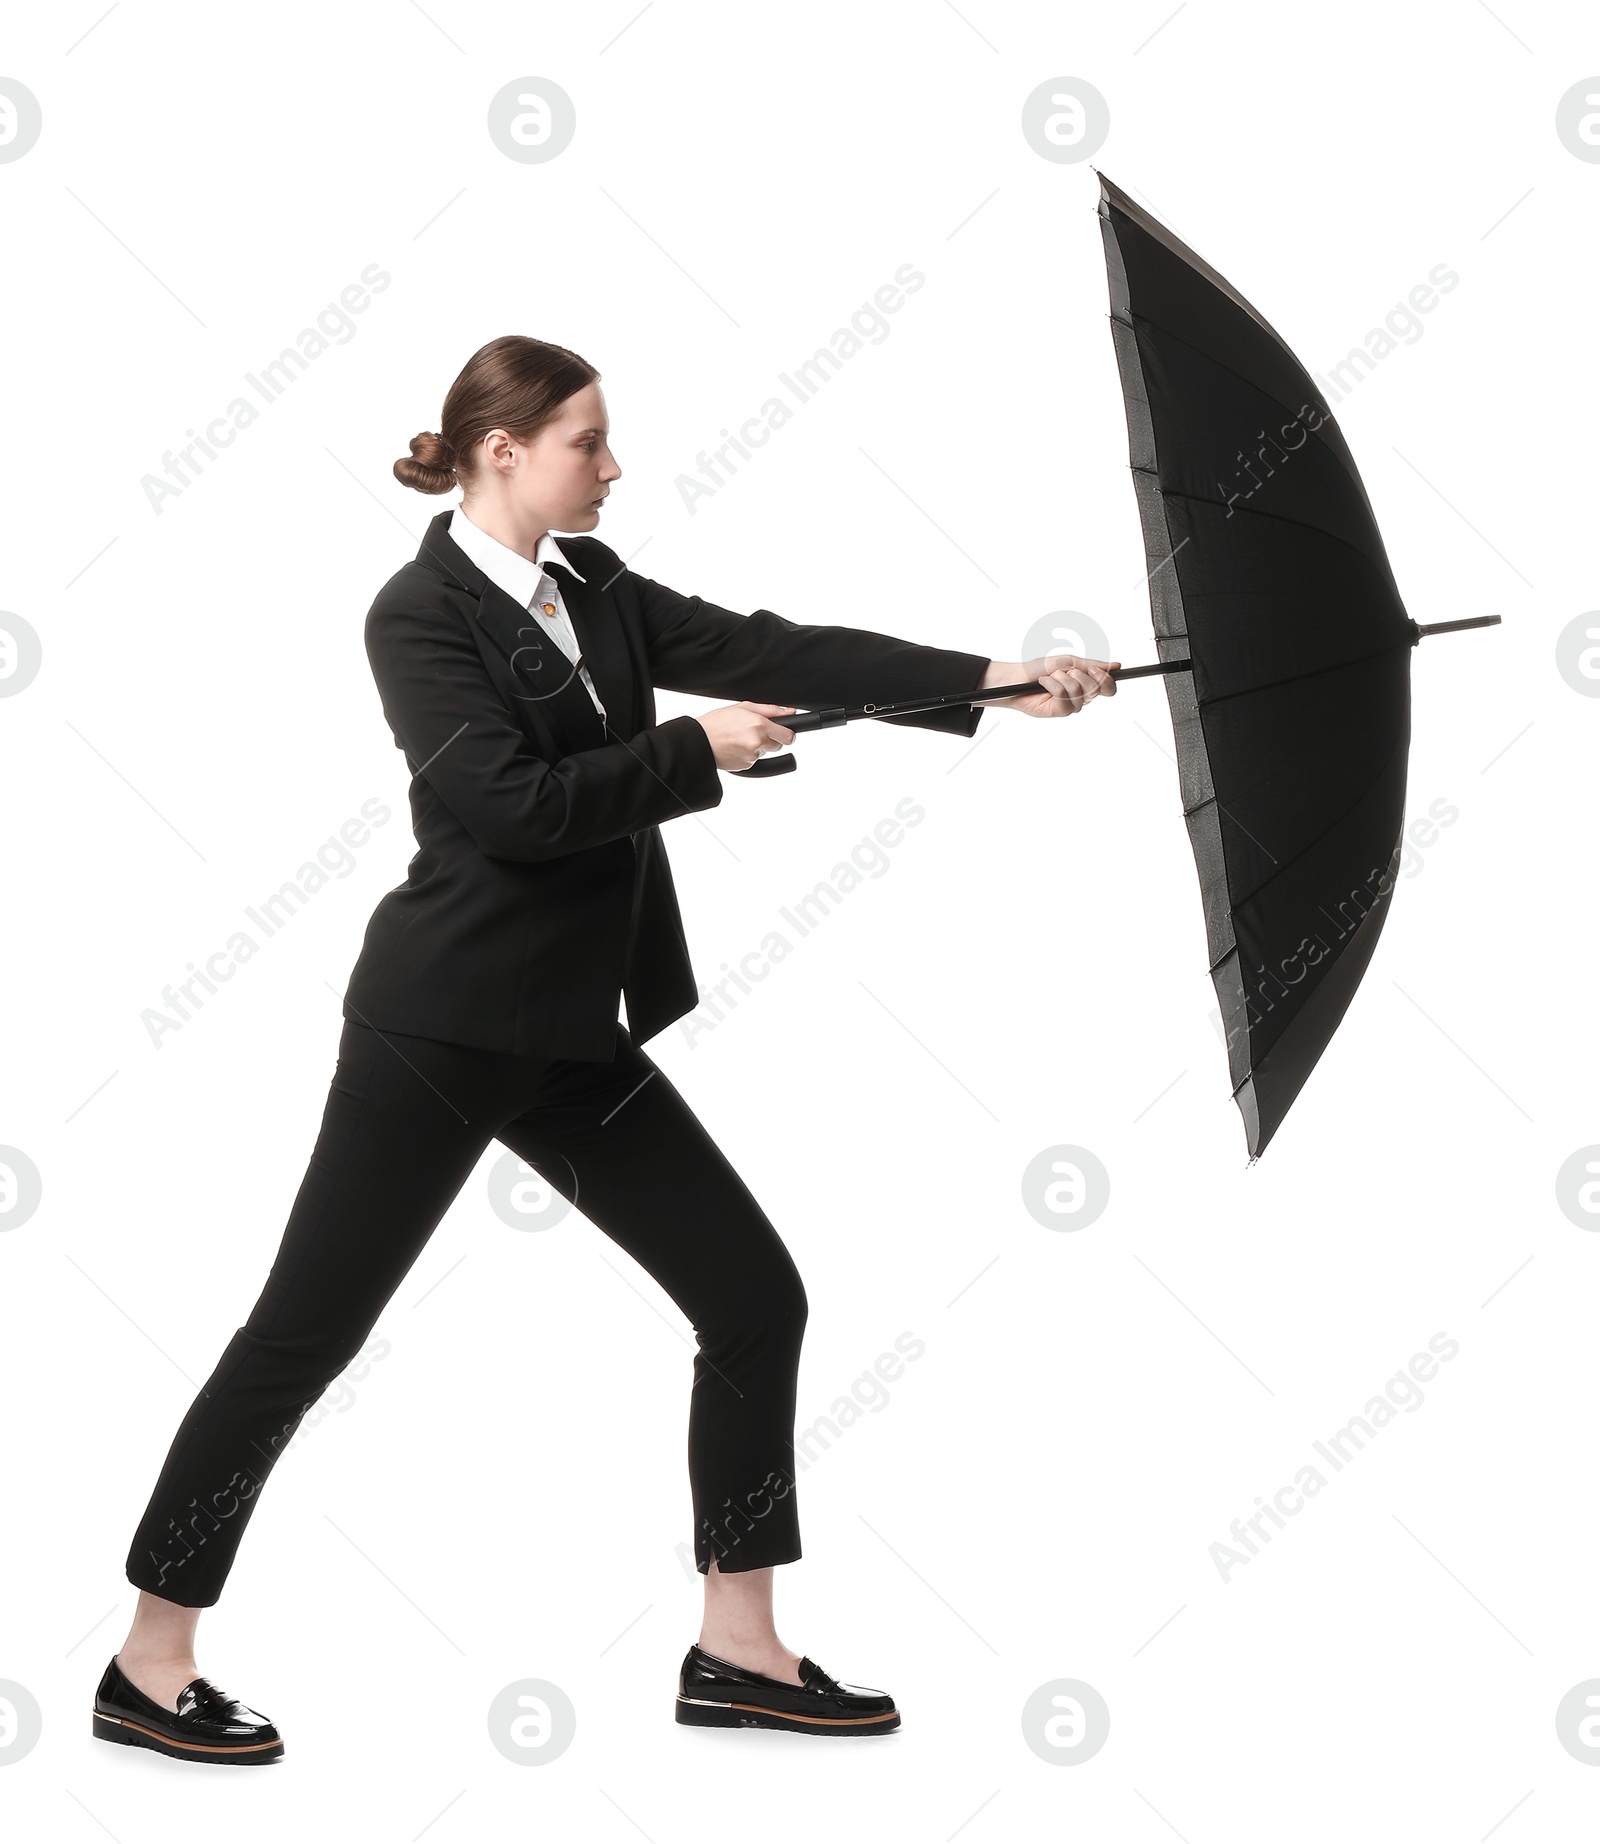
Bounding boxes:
694 701 797 772
977 654 1119 718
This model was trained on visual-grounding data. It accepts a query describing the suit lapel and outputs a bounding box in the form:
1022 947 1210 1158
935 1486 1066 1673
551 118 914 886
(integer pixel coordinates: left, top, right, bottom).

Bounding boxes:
548 555 634 734
416 510 634 741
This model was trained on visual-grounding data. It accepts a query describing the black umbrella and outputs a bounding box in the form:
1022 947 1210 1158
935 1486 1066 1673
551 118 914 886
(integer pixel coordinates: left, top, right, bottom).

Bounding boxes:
1089 173 1504 1153
745 174 1496 1157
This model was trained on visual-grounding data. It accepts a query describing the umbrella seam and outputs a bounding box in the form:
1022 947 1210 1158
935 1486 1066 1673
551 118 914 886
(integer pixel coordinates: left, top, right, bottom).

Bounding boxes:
1119 307 1366 484
1195 637 1415 709
1100 188 1296 352
1148 479 1410 592
1225 885 1394 1104
1214 729 1409 918
1120 305 1405 592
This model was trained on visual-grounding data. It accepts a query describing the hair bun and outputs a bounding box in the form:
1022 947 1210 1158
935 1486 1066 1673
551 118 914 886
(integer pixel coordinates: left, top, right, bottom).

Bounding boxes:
393 429 458 495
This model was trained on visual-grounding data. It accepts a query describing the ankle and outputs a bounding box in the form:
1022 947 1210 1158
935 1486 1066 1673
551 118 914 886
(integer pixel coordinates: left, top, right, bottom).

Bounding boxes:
698 1624 774 1654
697 1631 800 1664
118 1642 198 1673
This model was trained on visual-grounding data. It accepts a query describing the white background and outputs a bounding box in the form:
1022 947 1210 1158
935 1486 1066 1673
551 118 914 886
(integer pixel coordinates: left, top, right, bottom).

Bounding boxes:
1 1 1595 1835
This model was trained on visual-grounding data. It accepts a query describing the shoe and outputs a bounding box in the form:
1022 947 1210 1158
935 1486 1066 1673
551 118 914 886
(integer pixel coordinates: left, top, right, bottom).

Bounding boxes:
92 1654 284 1764
675 1641 900 1735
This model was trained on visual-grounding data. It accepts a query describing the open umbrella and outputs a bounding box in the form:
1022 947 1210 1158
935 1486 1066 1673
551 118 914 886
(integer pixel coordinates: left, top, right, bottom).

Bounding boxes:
1089 173 1503 1153
742 175 1497 1157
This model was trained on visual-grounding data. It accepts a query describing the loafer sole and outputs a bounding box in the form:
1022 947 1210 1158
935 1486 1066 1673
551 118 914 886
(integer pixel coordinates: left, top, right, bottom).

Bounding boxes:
676 1694 899 1735
92 1710 284 1763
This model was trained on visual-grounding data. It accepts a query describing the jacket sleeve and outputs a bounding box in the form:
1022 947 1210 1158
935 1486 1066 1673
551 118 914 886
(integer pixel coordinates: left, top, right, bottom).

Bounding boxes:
365 593 724 863
619 563 995 738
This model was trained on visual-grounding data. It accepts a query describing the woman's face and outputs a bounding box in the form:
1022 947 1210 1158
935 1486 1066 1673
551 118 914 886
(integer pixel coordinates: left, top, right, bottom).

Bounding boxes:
470 380 621 533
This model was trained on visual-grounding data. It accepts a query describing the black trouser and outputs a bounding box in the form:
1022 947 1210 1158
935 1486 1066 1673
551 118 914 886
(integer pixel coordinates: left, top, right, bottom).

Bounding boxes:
124 1017 807 1606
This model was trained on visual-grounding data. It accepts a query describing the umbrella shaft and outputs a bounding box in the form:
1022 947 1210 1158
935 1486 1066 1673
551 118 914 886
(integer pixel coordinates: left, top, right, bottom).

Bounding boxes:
1109 659 1193 681
1415 615 1502 638
978 660 1191 694
797 623 1499 733
780 658 1194 734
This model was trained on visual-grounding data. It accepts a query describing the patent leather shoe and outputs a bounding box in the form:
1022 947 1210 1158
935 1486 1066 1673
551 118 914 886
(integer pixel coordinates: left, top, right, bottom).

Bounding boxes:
676 1641 899 1734
92 1654 284 1763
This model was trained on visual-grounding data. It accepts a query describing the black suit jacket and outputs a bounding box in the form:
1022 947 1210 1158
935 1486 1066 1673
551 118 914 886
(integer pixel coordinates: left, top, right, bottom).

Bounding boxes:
343 509 992 1058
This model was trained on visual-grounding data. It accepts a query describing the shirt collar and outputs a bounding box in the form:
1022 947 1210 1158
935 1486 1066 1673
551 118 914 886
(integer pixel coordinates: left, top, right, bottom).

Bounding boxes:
449 506 587 608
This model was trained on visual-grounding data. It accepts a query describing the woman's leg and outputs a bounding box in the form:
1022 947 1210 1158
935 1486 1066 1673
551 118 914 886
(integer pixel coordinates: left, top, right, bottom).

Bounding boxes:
117 1018 509 1706
114 1593 202 1718
699 1560 800 1682
496 1026 811 1682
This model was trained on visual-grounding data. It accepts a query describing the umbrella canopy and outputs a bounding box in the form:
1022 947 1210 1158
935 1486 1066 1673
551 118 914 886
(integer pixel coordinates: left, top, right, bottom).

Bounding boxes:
1096 173 1421 1157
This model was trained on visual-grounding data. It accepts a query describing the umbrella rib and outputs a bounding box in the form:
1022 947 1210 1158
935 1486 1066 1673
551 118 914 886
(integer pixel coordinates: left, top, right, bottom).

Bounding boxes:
1182 792 1280 864
1193 638 1415 710
1118 308 1401 574
1117 307 1359 476
1149 479 1409 589
1207 729 1409 926
1101 202 1295 350
1206 949 1281 1097
1222 861 1395 1109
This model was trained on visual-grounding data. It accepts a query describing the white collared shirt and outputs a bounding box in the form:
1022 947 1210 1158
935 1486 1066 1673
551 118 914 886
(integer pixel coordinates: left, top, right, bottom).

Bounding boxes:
449 505 606 719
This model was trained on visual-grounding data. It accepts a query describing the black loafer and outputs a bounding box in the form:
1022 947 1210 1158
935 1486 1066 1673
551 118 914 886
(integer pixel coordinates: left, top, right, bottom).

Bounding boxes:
92 1654 284 1763
675 1641 900 1735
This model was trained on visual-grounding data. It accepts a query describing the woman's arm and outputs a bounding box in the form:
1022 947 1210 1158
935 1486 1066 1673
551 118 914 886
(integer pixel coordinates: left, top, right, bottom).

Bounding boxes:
614 557 1116 729
365 591 724 862
618 564 994 735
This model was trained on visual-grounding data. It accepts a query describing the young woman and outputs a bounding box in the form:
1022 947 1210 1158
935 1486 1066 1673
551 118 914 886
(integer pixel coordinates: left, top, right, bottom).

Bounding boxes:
94 335 1116 1760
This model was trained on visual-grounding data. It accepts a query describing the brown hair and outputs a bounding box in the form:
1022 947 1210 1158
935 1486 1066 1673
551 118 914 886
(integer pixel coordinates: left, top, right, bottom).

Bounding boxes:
393 335 600 495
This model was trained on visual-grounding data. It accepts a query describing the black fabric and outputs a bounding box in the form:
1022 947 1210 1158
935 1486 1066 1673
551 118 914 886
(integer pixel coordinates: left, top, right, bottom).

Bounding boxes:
1098 175 1414 1155
124 1017 810 1605
342 512 992 1059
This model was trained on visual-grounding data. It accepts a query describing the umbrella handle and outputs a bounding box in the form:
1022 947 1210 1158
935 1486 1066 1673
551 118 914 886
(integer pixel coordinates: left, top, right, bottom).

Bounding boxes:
728 707 848 774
